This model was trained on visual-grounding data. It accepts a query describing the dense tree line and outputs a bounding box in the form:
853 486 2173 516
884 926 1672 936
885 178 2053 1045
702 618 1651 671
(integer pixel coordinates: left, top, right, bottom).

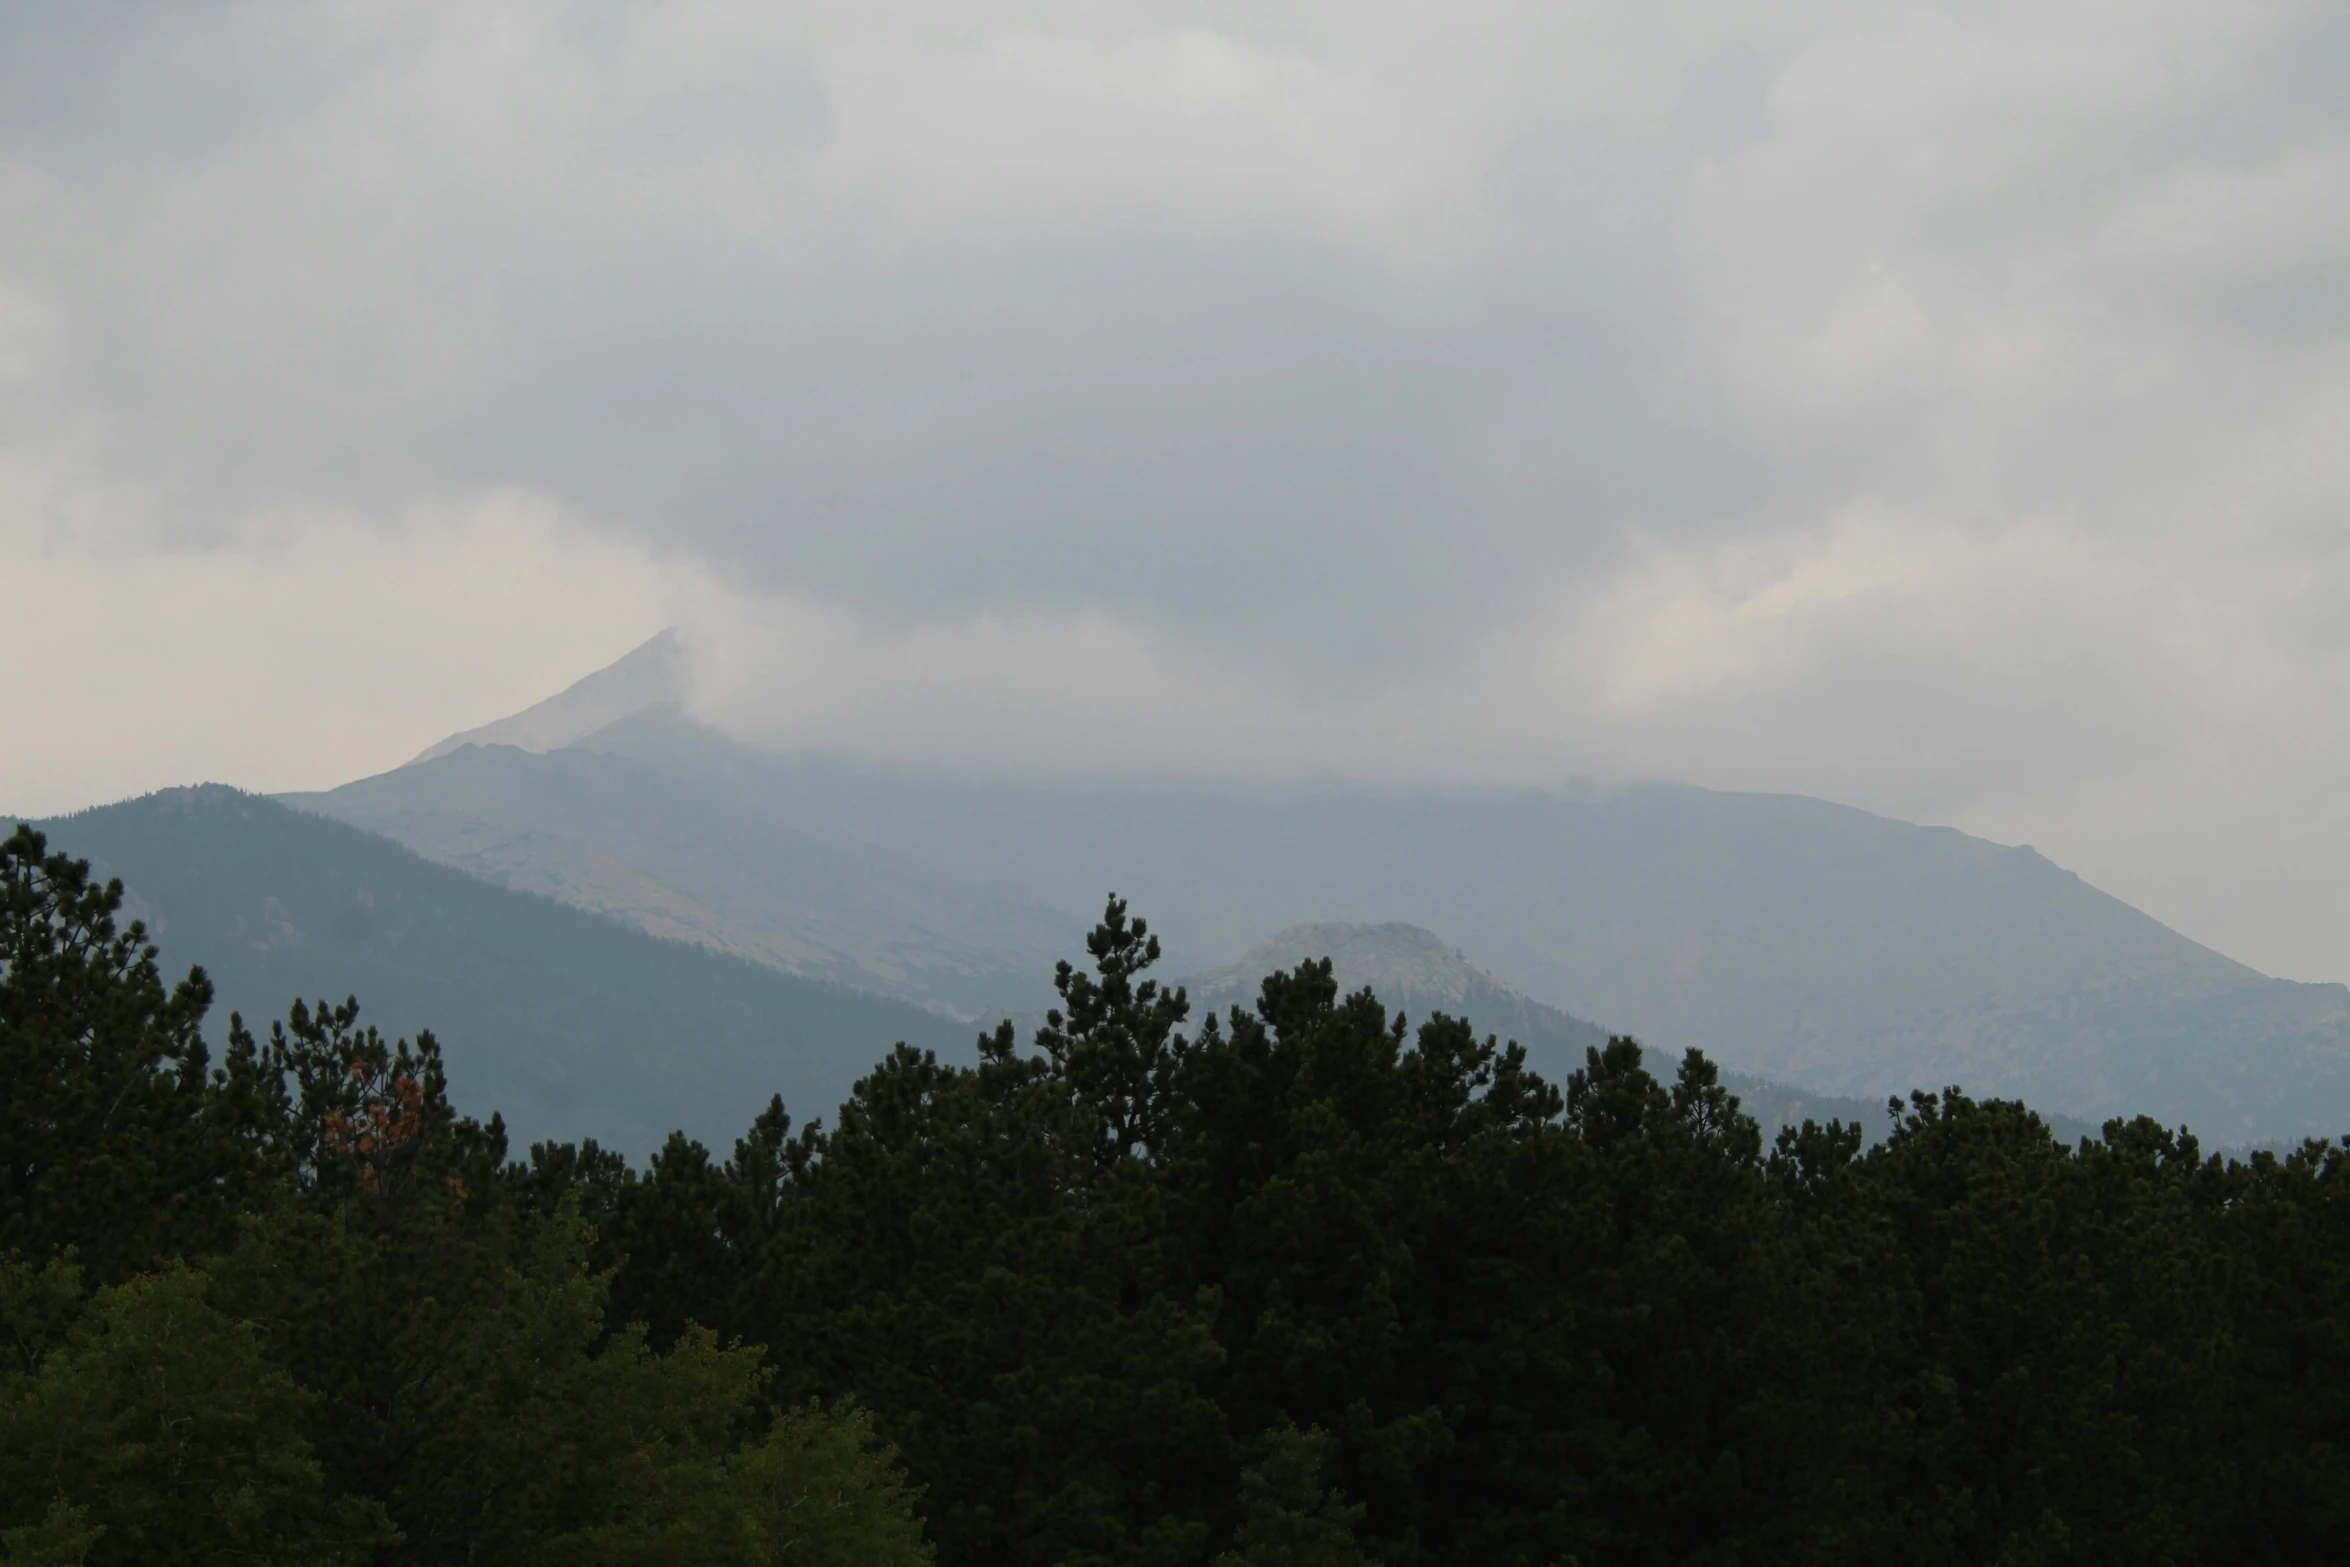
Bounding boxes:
0 826 928 1564
8 822 2350 1562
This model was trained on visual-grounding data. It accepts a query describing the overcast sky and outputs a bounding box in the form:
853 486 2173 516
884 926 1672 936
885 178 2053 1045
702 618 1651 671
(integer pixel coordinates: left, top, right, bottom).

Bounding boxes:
3 0 2347 980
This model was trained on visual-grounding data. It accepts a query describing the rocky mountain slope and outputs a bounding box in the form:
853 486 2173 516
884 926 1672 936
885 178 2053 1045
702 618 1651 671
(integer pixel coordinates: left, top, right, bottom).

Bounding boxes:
285 636 2350 1142
294 721 1074 1017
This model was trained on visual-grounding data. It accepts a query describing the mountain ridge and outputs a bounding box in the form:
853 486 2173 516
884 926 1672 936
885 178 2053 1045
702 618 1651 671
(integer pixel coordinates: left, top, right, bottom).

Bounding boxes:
281 642 2350 1142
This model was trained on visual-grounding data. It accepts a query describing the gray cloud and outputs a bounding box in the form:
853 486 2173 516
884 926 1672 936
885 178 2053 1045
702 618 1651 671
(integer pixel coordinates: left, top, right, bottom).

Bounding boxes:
2 6 1770 633
3 0 2348 976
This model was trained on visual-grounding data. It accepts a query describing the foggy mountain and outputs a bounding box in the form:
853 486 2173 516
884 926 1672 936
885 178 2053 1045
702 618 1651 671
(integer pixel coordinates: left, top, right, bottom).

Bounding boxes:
1185 921 2012 1146
287 635 2350 1143
28 785 971 1155
405 626 692 767
295 710 1075 1018
15 784 1957 1163
1187 921 1612 1063
681 904 1935 1145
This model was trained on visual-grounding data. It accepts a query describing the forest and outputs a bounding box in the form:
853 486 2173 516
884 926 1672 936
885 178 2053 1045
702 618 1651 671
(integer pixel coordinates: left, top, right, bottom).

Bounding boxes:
5 820 2349 1565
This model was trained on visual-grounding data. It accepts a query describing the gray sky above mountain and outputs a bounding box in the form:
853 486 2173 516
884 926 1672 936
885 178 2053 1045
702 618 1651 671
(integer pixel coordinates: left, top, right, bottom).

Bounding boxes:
2 1 2347 980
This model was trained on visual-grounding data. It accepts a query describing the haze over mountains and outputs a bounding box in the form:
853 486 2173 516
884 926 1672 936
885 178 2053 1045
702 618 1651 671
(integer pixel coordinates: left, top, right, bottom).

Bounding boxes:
276 633 2350 1144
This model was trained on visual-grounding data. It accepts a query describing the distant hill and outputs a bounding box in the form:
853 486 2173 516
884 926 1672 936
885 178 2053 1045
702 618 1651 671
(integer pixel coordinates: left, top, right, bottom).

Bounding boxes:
285 638 2350 1144
24 787 973 1156
1187 920 1614 1066
1185 922 2102 1146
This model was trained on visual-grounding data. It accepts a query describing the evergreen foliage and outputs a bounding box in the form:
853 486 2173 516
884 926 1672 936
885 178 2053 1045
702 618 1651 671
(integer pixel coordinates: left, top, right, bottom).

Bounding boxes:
8 824 2350 1562
0 829 249 1277
0 826 931 1567
558 898 2350 1564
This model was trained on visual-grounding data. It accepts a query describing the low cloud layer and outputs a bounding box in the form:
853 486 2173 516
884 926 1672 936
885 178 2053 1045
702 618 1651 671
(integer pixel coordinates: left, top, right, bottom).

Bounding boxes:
4 1 2347 979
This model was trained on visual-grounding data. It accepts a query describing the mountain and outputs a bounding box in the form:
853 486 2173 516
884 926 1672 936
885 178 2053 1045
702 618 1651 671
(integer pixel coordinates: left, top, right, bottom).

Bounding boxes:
1184 921 2103 1146
287 639 2350 1143
407 627 689 766
25 786 973 1156
295 717 1077 1018
1187 920 1613 1065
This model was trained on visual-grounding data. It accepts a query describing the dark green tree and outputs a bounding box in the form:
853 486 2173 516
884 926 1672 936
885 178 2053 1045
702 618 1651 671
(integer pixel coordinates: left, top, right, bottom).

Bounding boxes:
755 1021 1226 1567
1213 1424 1368 1567
0 1257 395 1566
0 826 272 1276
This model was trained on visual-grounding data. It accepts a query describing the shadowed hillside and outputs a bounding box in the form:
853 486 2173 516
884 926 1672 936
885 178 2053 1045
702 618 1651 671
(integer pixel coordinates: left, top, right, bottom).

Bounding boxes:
24 786 972 1154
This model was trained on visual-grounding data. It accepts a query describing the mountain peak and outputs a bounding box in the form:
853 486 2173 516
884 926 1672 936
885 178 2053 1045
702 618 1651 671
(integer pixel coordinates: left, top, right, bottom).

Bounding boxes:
407 630 688 767
1189 921 1530 1012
